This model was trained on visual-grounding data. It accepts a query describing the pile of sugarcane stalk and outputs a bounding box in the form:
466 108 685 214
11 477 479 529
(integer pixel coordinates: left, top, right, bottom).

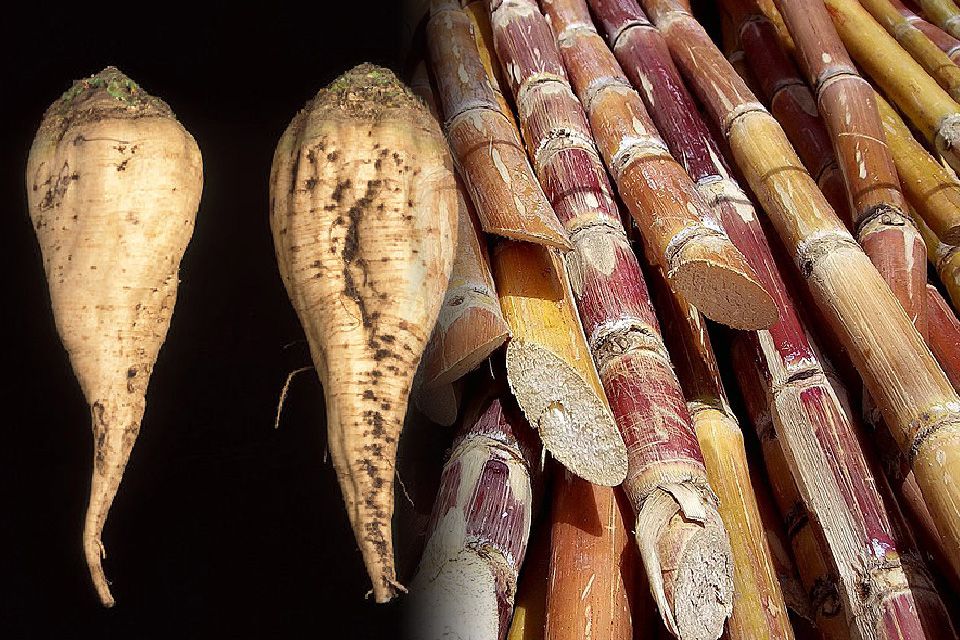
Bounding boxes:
395 0 960 638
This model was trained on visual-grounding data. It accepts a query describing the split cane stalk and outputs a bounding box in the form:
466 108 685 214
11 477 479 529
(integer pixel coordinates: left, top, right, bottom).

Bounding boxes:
407 391 539 640
490 2 736 636
631 0 960 583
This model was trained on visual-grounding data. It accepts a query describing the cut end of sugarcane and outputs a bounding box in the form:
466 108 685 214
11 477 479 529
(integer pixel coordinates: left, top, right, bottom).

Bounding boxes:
489 224 574 251
505 341 627 486
671 525 735 640
669 233 778 330
421 307 510 389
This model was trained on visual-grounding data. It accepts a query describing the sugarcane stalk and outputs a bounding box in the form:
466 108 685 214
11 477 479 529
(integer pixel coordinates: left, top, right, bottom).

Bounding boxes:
731 333 958 639
407 390 539 640
732 349 849 639
916 211 960 309
507 515 550 640
427 1 571 249
918 0 960 40
928 283 960 389
876 91 960 245
489 0 776 331
774 0 928 339
860 0 960 102
889 0 960 64
820 0 960 175
410 62 511 393
544 475 637 640
492 240 626 486
627 0 960 583
643 269 795 640
489 3 736 637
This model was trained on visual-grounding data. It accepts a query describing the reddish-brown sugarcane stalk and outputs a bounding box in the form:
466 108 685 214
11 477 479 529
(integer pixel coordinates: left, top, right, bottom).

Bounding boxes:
426 1 571 249
876 91 960 245
889 0 960 63
916 211 960 310
721 1 848 223
917 0 960 40
544 475 637 640
409 63 511 395
628 0 960 582
407 391 539 640
733 350 848 639
641 270 794 639
731 335 958 640
774 0 928 338
821 0 960 175
486 4 775 332
860 0 960 102
488 3 735 637
928 283 960 389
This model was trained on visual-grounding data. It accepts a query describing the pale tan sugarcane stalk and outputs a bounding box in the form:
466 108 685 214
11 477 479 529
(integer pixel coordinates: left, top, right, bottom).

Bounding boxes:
632 0 960 585
775 0 928 340
821 0 960 175
860 0 960 102
490 3 737 636
492 240 627 486
918 0 960 40
427 1 571 249
876 91 960 244
889 0 960 64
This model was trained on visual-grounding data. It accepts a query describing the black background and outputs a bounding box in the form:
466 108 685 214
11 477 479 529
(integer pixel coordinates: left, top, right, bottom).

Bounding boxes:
1 4 408 638
0 2 723 639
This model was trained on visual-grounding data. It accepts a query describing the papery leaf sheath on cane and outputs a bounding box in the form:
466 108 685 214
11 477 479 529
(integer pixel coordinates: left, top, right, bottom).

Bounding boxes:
427 1 570 249
27 67 202 607
859 0 960 102
773 0 928 340
406 390 539 640
270 65 456 602
492 240 627 486
889 0 960 64
491 2 738 637
631 0 960 584
821 0 960 175
488 1 776 331
876 91 960 245
917 0 960 41
544 475 638 640
409 62 510 395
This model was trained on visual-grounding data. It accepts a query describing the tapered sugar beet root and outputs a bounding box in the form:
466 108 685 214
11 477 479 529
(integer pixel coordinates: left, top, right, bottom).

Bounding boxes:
26 67 202 607
270 64 457 602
